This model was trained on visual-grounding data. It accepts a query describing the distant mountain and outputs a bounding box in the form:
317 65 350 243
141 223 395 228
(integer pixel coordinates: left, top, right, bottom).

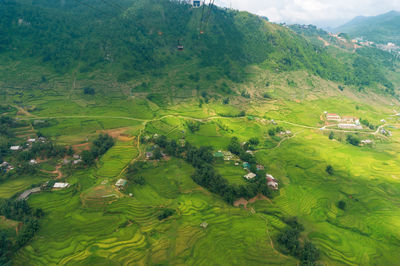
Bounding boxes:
335 11 400 45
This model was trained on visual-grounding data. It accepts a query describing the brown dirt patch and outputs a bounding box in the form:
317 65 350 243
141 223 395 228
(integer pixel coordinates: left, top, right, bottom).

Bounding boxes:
72 142 90 152
40 164 63 179
97 127 134 141
234 194 271 209
234 198 248 208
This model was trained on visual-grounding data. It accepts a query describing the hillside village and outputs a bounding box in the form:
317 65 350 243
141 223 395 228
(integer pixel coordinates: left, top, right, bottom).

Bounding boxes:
324 112 363 129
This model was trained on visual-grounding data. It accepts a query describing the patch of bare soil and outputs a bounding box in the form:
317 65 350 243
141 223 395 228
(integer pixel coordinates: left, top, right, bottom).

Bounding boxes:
234 194 271 209
97 127 134 141
72 142 90 152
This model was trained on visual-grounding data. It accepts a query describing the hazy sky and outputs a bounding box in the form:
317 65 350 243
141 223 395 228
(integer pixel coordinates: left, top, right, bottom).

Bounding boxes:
215 0 400 28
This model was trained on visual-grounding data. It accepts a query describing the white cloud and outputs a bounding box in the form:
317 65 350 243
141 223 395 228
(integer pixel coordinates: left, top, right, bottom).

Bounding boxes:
215 0 400 27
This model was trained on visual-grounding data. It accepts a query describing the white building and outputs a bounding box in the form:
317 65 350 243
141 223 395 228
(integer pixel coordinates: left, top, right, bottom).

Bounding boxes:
115 179 127 189
361 140 373 145
28 138 36 143
244 173 256 180
266 174 278 190
10 146 21 151
326 113 341 121
338 124 363 130
53 183 70 189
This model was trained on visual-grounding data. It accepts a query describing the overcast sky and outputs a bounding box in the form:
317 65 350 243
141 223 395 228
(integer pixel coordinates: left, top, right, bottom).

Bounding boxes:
214 0 400 28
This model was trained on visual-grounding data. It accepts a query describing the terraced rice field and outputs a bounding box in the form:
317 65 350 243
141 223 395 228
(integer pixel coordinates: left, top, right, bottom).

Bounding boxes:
6 87 400 265
96 140 138 179
15 159 297 265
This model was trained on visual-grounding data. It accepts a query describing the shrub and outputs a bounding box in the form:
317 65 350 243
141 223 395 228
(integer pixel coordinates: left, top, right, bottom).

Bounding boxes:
346 135 360 146
338 200 346 210
83 87 95 95
326 165 334 175
157 208 175 220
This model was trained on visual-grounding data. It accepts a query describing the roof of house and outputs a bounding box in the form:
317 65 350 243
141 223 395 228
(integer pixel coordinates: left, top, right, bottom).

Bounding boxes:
10 146 21 150
115 179 127 187
53 183 70 189
266 174 276 180
327 113 340 116
244 173 257 179
341 116 357 120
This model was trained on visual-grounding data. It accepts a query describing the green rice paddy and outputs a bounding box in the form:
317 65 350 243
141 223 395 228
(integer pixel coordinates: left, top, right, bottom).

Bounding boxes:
2 62 400 264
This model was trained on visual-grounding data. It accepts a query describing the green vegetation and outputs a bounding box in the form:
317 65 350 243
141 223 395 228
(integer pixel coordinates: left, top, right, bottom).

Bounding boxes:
346 134 361 146
0 199 42 263
336 11 400 45
81 134 114 166
0 0 400 265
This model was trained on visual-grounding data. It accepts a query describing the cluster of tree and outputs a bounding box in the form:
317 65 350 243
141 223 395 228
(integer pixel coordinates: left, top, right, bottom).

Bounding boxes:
241 91 251 98
0 117 19 158
0 199 43 262
81 134 114 166
83 87 95 95
337 200 346 210
186 121 201 133
125 161 147 186
268 127 284 137
18 141 70 162
0 105 13 114
326 165 334 175
359 118 376 130
277 217 320 265
0 116 20 138
263 93 272 99
346 135 360 146
329 131 335 140
151 135 271 204
157 208 175 221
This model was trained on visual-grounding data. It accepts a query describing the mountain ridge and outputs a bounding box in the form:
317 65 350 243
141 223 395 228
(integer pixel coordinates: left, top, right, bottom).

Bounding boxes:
335 10 400 45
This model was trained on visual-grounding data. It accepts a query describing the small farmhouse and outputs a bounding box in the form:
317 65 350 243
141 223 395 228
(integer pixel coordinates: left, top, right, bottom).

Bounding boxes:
338 124 362 130
361 139 373 145
256 165 265 171
200 222 208 229
53 183 70 189
341 116 358 123
326 113 341 121
115 179 127 189
10 146 21 151
18 187 41 201
266 174 278 190
244 172 256 180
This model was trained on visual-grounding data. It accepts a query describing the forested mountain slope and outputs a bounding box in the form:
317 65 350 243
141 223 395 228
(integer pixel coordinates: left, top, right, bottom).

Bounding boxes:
0 0 395 93
335 11 400 45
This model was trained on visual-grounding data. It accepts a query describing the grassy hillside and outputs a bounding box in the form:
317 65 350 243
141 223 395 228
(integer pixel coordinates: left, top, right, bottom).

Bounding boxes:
336 11 400 45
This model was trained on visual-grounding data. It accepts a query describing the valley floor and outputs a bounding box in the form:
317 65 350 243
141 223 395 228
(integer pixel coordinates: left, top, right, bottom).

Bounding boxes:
3 97 399 265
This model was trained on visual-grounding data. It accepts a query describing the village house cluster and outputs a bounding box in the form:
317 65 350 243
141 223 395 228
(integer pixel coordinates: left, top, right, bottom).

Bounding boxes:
18 181 70 201
325 112 363 130
213 150 279 190
2 137 48 174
